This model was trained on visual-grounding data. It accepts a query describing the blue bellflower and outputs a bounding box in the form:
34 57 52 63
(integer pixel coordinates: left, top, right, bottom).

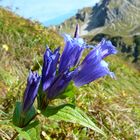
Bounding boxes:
41 25 117 101
47 70 75 99
23 71 41 112
73 39 117 87
96 38 117 59
42 47 60 91
73 60 115 87
59 24 87 73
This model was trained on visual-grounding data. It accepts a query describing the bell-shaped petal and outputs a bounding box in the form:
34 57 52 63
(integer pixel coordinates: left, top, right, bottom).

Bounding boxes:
59 26 87 73
97 38 117 59
23 71 41 112
73 39 117 87
42 47 60 91
80 46 102 67
73 60 115 87
47 70 75 99
80 39 117 68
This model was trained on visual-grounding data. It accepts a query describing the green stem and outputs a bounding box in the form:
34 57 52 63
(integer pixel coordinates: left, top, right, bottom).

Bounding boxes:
40 97 50 110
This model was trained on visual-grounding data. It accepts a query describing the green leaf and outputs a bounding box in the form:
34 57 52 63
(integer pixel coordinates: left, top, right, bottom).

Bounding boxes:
13 102 36 127
18 131 31 140
11 125 31 140
11 121 41 140
59 90 74 99
13 102 22 127
24 105 36 126
42 104 74 117
42 104 106 136
23 120 39 131
57 82 75 99
24 120 41 140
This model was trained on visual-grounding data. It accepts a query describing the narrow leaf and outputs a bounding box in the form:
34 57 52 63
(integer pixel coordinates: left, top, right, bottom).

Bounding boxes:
13 102 36 127
42 104 106 136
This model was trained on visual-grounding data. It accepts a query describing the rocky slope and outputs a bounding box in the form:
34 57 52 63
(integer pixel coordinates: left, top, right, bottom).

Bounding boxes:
55 0 140 65
56 0 140 36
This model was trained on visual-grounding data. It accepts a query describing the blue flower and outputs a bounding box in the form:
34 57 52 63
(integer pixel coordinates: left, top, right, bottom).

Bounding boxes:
42 47 60 91
40 27 117 101
59 25 87 73
23 71 41 112
73 39 117 87
96 38 117 59
47 70 75 99
73 60 115 87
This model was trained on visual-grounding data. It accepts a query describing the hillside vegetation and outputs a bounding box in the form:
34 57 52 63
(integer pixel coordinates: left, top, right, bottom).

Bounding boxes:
0 7 140 139
0 7 63 96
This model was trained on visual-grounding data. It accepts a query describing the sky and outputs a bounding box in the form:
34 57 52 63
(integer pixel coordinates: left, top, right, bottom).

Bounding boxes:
0 0 99 26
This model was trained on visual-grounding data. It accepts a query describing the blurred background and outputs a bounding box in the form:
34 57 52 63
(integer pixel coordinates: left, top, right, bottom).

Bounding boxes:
0 0 99 26
0 0 140 139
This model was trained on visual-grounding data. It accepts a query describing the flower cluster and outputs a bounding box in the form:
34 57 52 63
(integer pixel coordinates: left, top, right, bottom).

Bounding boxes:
22 24 117 113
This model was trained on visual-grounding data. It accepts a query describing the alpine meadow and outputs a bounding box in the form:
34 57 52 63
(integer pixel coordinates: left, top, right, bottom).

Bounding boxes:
0 0 140 139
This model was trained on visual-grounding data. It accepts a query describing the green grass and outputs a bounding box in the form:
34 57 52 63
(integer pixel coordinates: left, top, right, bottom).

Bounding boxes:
0 7 140 140
0 7 63 92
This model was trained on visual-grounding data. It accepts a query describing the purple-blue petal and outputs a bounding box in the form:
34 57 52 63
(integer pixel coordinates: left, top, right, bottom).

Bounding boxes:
97 38 117 59
72 39 117 86
42 47 60 91
80 47 103 73
47 70 74 99
23 71 41 112
59 34 86 73
73 60 114 87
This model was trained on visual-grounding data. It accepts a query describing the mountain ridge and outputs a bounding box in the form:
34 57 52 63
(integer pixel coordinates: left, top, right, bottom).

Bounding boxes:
56 0 140 36
55 0 140 65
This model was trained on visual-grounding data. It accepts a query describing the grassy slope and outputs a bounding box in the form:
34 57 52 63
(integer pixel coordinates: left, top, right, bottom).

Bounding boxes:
0 7 63 95
0 8 140 139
